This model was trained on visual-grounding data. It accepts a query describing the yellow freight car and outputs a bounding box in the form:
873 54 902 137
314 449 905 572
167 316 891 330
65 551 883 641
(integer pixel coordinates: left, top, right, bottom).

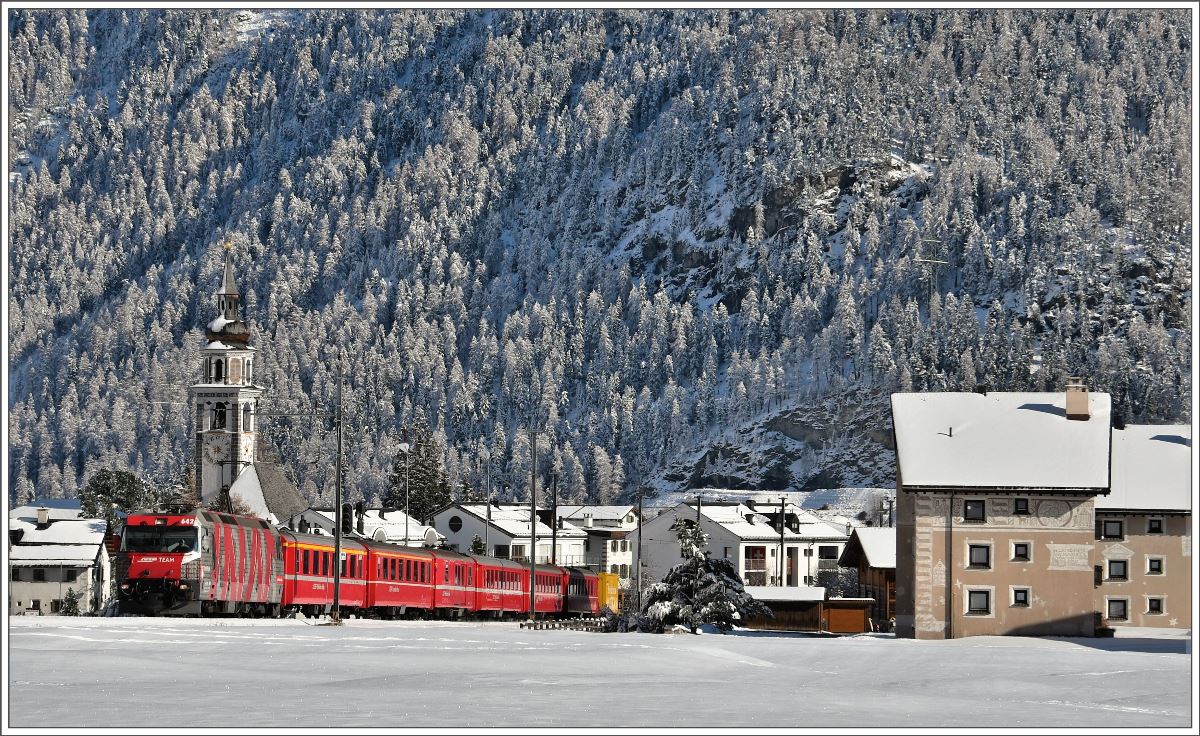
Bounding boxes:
597 571 620 614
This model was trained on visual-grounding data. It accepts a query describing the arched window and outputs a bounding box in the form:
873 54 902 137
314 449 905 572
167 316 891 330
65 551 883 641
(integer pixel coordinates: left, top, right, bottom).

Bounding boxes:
242 404 252 432
246 359 252 384
214 359 224 383
212 403 227 430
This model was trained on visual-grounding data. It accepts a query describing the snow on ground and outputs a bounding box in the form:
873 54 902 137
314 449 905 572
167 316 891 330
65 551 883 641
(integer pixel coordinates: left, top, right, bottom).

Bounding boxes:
7 618 1191 728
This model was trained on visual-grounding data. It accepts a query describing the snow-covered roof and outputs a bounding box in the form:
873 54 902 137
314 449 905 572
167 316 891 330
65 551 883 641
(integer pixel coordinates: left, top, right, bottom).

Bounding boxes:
556 505 636 523
9 517 107 546
1101 425 1191 512
208 316 231 333
206 341 232 350
10 502 84 522
307 508 443 544
9 544 102 565
891 391 1112 489
838 528 896 570
450 504 586 539
228 463 309 524
744 586 826 602
687 503 847 541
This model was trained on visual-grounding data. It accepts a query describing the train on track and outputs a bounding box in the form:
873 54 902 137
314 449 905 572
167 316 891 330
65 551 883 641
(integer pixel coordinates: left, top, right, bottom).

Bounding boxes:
116 508 616 619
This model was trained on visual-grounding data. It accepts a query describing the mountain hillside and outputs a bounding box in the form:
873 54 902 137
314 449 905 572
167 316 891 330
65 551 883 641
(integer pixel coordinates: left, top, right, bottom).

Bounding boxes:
8 9 1191 506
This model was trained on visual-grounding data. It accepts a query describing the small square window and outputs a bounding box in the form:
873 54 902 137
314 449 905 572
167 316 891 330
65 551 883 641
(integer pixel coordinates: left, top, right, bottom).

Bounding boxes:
1147 598 1163 615
1108 559 1128 581
32 569 45 582
1012 588 1030 607
967 590 990 614
1013 498 1030 515
1012 543 1030 562
964 500 986 522
968 544 991 568
1147 558 1163 575
1102 520 1124 540
1147 519 1163 534
1107 599 1128 620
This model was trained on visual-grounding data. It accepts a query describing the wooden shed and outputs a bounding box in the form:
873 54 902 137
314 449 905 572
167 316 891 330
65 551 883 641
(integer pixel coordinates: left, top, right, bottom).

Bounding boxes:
741 587 874 635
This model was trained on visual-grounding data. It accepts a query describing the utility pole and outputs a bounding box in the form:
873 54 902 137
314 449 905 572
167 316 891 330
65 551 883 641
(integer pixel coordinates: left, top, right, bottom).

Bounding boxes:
332 349 344 625
778 495 786 587
635 486 644 611
528 427 537 621
482 447 491 556
550 472 558 565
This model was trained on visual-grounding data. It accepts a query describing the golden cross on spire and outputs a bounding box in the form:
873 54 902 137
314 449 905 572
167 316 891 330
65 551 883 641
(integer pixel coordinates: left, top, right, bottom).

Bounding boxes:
223 239 233 251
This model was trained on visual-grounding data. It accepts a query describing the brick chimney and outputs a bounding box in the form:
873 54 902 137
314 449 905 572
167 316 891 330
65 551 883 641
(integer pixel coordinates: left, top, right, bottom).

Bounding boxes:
1065 377 1090 421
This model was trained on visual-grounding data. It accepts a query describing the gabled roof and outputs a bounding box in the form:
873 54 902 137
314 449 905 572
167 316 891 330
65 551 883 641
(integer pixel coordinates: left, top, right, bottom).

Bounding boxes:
443 504 586 539
681 503 847 541
9 544 103 565
838 527 897 570
556 505 636 522
891 391 1111 490
9 500 85 521
9 517 107 546
228 462 309 523
1101 425 1191 512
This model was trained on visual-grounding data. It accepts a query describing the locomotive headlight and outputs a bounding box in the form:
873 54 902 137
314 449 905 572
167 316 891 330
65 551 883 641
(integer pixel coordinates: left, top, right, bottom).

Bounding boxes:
120 583 130 590
178 583 189 591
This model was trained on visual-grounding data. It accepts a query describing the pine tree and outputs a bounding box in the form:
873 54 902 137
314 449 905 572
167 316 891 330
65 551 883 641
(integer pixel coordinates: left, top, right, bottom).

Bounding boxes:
470 534 485 554
60 586 82 616
79 468 156 528
641 517 772 633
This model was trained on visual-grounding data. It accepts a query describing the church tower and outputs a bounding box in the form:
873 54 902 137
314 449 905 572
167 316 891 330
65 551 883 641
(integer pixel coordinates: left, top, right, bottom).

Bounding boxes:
189 242 263 509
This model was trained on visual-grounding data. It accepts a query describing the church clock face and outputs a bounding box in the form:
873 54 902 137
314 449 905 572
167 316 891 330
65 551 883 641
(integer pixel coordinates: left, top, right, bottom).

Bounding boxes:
204 435 228 465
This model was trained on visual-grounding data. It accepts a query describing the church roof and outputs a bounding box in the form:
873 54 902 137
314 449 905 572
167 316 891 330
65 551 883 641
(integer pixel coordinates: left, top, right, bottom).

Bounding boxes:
218 245 238 295
228 462 309 524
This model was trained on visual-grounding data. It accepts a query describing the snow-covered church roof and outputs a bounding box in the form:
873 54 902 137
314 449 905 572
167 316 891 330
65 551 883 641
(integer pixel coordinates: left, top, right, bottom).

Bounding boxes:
1101 425 1191 512
891 391 1111 490
227 462 309 524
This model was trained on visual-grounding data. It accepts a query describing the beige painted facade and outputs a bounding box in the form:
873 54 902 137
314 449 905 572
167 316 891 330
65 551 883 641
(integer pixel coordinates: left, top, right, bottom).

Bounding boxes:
897 490 1098 639
1095 511 1191 629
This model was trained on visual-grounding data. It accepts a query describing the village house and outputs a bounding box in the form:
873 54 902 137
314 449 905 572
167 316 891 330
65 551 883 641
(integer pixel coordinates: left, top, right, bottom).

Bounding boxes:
893 381 1193 640
892 383 1112 639
284 506 445 547
1095 424 1191 629
549 505 639 580
431 502 587 565
838 527 897 631
9 504 112 615
639 500 848 587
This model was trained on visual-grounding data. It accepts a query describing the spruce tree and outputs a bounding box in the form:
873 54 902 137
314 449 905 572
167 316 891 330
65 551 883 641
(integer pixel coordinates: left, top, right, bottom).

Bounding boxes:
60 587 81 616
641 517 772 633
79 469 156 528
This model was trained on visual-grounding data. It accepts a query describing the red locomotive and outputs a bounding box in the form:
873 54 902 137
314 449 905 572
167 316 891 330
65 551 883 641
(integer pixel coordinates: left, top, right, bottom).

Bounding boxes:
116 509 600 619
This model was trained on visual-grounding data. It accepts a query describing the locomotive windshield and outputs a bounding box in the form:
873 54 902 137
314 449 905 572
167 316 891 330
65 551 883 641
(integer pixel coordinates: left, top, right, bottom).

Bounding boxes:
122 527 198 553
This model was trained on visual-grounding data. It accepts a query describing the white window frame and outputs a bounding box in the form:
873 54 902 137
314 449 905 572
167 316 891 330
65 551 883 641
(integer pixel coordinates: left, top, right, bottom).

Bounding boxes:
1107 558 1129 581
1105 596 1130 621
1010 586 1031 608
1011 540 1033 563
1146 556 1164 575
1145 596 1165 615
964 586 994 617
965 540 993 570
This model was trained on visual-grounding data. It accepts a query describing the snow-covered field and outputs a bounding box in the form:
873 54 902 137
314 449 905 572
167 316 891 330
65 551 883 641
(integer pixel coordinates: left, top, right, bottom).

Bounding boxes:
7 618 1192 729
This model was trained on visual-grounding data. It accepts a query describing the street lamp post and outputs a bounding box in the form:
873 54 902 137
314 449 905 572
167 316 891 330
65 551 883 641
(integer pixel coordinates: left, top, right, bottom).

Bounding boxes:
397 442 411 547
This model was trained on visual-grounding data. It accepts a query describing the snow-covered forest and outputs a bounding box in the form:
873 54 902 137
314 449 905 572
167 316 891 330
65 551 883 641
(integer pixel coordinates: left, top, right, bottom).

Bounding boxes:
7 9 1191 507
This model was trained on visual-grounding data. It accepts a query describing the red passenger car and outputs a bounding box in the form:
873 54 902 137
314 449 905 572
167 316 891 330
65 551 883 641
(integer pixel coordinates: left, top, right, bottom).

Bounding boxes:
364 542 436 617
279 531 367 616
472 555 529 616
